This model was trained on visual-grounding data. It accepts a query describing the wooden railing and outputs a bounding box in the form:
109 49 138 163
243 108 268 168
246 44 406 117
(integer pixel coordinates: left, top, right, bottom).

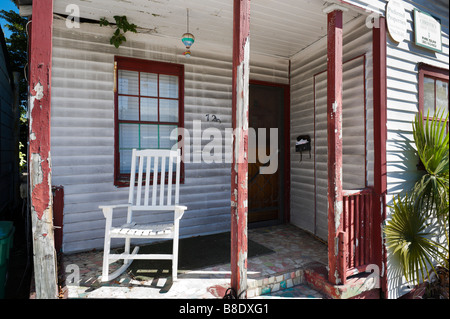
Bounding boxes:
340 187 375 279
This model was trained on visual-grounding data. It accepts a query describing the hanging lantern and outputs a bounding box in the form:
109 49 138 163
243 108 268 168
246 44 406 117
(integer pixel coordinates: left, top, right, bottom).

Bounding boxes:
182 9 195 57
182 32 195 49
182 32 195 57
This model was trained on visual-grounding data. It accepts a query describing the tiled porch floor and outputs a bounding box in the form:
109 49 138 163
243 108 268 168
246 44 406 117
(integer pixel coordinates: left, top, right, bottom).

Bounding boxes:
60 224 328 299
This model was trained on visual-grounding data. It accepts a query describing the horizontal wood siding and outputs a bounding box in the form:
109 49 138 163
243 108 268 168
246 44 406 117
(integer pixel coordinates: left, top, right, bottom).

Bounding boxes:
51 19 288 253
381 0 449 299
290 16 373 241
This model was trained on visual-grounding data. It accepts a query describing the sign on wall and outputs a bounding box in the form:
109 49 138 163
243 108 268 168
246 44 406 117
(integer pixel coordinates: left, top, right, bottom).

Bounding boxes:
414 9 442 52
386 0 407 43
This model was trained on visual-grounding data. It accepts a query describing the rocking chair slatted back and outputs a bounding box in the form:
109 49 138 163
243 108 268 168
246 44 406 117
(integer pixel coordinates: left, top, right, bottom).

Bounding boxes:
128 148 181 208
101 148 186 282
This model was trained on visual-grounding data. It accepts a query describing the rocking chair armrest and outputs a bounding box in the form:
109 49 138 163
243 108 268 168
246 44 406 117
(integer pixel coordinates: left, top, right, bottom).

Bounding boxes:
174 205 187 220
99 204 132 210
99 204 132 219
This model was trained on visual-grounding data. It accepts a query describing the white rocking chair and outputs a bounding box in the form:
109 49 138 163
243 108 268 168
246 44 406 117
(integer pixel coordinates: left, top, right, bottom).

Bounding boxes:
100 149 186 282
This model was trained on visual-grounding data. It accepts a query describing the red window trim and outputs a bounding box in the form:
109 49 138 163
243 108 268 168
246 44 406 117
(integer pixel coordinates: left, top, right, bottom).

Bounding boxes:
417 63 449 171
418 62 449 119
114 56 185 187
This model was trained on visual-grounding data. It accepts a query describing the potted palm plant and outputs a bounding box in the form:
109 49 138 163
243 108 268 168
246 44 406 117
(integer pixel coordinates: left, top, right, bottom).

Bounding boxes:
384 109 449 299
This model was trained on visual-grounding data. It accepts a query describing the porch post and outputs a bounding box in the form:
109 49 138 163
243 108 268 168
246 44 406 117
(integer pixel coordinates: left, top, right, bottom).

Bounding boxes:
324 4 347 285
231 0 250 298
29 0 58 298
372 16 388 297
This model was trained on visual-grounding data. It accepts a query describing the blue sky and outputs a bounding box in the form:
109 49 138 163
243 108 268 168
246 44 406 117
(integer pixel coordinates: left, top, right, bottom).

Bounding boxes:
1 0 19 39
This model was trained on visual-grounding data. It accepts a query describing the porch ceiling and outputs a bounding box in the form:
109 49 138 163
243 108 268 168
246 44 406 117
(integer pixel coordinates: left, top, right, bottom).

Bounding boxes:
53 0 361 59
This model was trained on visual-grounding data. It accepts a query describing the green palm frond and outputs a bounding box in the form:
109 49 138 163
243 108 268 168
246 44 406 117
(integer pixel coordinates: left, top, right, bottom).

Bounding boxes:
385 109 449 287
385 194 447 285
413 109 449 175
412 109 449 219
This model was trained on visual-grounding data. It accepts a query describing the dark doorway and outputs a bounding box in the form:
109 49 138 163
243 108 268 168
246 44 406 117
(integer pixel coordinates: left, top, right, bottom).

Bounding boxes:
248 82 288 224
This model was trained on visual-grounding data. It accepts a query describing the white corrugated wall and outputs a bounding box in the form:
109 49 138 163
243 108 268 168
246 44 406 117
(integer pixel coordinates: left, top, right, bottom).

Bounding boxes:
381 0 449 299
338 0 449 299
289 15 374 241
51 18 288 253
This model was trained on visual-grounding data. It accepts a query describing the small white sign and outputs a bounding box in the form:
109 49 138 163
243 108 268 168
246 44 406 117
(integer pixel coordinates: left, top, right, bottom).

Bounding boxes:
414 9 442 52
386 0 407 43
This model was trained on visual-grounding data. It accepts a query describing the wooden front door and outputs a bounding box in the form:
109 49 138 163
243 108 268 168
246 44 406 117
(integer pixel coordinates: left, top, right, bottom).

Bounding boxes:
248 82 286 224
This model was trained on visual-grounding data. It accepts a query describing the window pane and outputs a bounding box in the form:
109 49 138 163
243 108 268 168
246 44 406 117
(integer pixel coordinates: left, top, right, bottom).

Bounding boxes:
119 123 139 149
140 72 158 97
118 70 139 95
119 149 133 174
436 80 448 118
423 77 435 117
159 125 178 149
140 124 159 149
160 99 179 122
159 75 179 98
141 98 158 122
118 96 139 120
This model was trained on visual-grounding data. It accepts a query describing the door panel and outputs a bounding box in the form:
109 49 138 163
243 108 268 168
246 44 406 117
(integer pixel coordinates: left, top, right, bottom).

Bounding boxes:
249 83 284 223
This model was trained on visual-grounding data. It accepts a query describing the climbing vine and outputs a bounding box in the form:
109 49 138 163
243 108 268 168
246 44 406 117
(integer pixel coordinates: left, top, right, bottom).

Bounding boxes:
100 16 138 48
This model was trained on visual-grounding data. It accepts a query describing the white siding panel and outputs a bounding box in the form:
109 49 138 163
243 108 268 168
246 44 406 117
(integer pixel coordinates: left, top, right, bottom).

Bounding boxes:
290 16 373 241
51 19 288 253
383 0 449 299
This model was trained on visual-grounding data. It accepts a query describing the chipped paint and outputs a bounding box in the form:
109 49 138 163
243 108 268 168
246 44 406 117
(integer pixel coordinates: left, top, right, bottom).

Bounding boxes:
334 270 341 284
326 8 345 285
28 0 58 299
230 0 250 299
33 82 44 100
334 199 343 233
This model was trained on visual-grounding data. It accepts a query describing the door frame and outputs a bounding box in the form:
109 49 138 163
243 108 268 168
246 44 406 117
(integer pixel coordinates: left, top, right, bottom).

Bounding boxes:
248 80 290 226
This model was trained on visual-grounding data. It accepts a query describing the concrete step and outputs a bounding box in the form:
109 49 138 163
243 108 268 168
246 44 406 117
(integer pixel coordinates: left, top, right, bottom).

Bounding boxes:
303 262 381 299
246 268 306 298
253 283 324 299
245 261 381 299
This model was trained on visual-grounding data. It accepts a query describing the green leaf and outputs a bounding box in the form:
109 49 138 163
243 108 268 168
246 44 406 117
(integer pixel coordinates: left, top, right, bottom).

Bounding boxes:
100 15 138 48
385 194 446 285
99 17 110 26
387 109 449 286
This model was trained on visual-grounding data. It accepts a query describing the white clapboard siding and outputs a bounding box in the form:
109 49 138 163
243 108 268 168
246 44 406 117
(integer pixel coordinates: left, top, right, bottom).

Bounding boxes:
313 55 368 240
290 16 373 241
51 18 288 253
382 0 449 299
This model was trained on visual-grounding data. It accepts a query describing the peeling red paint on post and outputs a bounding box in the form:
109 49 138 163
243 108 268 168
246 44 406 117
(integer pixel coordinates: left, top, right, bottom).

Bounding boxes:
29 3 53 221
28 0 59 299
231 0 250 299
325 8 345 285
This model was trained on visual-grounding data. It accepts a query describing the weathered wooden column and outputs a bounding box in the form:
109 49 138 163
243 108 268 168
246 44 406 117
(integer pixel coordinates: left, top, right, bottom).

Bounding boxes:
230 0 250 298
324 4 347 285
372 16 388 296
29 0 58 299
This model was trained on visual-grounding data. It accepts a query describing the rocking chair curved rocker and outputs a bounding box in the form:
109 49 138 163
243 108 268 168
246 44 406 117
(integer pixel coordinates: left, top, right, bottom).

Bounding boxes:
100 149 186 282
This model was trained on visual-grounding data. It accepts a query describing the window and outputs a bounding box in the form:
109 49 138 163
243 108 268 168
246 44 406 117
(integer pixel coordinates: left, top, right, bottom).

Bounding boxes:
417 63 448 170
418 63 449 121
114 57 184 185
